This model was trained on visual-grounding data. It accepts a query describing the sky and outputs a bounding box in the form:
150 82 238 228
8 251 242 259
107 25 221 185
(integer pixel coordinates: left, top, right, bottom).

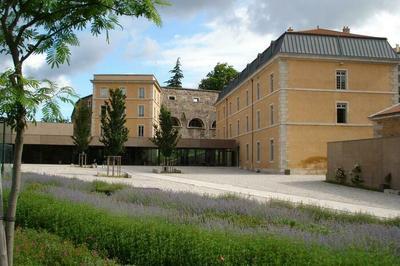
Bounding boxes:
2 0 400 119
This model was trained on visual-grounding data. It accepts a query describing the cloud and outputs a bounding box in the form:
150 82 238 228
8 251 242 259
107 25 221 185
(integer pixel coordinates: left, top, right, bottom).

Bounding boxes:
243 0 400 34
159 0 234 18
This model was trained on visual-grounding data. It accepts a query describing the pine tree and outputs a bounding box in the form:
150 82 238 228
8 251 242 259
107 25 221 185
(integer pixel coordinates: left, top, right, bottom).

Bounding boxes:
71 101 92 153
151 105 180 169
165 58 184 88
100 89 129 156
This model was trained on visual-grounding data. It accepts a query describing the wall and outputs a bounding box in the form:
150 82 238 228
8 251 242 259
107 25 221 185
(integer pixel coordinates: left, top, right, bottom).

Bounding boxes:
327 137 400 190
373 116 400 137
162 88 218 139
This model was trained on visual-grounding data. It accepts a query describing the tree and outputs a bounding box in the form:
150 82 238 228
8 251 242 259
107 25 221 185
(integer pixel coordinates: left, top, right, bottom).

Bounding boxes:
0 70 77 265
151 105 180 171
165 57 184 88
199 63 238 91
0 1 165 265
100 88 129 156
71 100 92 154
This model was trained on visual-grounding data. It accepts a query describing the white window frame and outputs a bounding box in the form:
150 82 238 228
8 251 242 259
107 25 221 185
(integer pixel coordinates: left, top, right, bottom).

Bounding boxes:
138 87 145 98
138 125 145 137
256 110 261 129
336 69 348 90
270 104 274 125
256 141 261 163
336 101 349 124
270 73 274 93
100 87 109 98
269 138 274 162
138 105 145 117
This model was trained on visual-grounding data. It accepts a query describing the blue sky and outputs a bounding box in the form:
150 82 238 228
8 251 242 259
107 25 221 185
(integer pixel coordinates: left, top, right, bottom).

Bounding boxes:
2 0 400 120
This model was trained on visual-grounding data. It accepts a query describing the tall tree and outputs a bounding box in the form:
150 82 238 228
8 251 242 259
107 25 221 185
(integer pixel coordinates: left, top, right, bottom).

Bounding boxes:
165 57 184 88
71 100 92 154
151 105 180 170
0 1 165 265
100 89 129 156
199 63 238 91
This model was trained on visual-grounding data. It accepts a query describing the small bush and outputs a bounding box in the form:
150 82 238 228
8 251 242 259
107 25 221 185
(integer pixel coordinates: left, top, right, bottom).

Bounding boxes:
351 164 363 186
15 191 400 266
91 181 125 195
335 167 347 183
14 228 116 265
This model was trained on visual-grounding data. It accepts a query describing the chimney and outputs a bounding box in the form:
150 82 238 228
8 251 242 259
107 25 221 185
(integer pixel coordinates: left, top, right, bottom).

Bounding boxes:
287 27 294 32
395 44 400 53
342 26 350 33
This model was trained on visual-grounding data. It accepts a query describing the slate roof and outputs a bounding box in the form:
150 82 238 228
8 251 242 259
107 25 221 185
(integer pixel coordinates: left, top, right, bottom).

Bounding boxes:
217 28 400 102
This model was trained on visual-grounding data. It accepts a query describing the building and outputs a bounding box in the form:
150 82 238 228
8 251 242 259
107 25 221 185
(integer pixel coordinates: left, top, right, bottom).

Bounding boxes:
216 27 400 174
370 103 400 137
17 75 235 166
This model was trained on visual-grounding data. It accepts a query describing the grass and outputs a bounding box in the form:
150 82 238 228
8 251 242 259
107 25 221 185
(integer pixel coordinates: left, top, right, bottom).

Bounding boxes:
14 227 117 265
7 172 400 265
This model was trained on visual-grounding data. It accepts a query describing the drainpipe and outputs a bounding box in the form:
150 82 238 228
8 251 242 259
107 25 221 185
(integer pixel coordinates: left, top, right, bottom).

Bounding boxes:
251 79 254 171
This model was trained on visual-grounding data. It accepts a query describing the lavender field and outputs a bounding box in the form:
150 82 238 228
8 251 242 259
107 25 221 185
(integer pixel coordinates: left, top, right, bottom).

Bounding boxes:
16 172 400 257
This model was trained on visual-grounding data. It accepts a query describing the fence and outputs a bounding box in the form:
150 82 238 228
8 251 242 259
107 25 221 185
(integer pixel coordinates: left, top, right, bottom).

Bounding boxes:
0 118 13 178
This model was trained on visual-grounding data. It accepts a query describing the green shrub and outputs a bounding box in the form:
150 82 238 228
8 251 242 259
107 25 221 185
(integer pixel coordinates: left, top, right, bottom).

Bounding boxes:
14 227 117 265
91 181 125 195
15 191 400 266
335 167 347 183
351 164 364 186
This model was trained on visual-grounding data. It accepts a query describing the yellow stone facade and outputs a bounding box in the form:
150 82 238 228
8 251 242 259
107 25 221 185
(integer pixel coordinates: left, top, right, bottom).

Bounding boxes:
216 57 398 173
91 74 162 139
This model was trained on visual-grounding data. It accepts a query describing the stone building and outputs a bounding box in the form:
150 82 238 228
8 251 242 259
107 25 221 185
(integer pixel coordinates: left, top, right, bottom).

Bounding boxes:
216 27 400 174
161 87 218 139
369 103 400 137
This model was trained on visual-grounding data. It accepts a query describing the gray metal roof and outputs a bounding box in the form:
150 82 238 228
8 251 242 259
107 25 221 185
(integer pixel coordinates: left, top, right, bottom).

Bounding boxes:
217 32 399 102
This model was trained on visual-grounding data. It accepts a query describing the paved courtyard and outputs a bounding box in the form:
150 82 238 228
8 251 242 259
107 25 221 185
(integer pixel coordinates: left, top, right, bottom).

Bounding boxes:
22 164 400 218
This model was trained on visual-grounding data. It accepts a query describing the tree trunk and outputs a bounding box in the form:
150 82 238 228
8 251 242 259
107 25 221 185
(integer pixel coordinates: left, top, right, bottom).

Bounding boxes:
6 121 25 266
0 174 8 266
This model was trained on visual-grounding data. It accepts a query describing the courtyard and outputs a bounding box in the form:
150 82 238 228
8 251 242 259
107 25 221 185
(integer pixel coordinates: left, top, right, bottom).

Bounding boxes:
22 164 400 219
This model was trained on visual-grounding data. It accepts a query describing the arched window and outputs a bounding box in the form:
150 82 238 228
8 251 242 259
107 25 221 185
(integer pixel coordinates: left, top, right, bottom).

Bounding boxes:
188 118 204 129
211 121 216 129
171 117 181 127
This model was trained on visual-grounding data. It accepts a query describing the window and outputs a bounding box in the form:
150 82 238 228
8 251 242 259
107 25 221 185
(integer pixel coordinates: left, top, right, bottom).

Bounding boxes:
336 103 347 123
193 97 200 103
246 144 249 161
188 118 204 128
211 121 216 129
236 97 240 111
336 70 347 90
270 73 274 93
229 123 232 137
256 141 261 162
246 90 249 106
100 88 108 98
138 105 145 117
223 126 226 138
229 102 232 114
168 95 176 100
138 125 144 137
269 139 274 162
119 87 126 95
100 105 106 117
256 83 260 100
223 106 226 118
246 116 249 132
256 110 260 129
171 117 181 127
270 104 274 125
237 120 240 135
139 87 145 98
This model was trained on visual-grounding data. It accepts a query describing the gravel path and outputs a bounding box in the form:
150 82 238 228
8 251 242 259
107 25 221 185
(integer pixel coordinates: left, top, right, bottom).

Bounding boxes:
22 164 400 218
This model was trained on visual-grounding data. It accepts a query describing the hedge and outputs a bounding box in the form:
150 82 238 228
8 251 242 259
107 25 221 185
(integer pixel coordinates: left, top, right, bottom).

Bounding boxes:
15 191 400 265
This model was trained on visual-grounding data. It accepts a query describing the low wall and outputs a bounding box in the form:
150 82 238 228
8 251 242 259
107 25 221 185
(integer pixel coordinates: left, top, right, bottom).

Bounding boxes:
327 137 400 190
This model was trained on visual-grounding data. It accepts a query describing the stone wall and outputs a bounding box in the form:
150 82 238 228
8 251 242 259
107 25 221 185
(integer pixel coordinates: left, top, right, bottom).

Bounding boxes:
373 116 400 138
327 136 400 190
161 88 219 139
